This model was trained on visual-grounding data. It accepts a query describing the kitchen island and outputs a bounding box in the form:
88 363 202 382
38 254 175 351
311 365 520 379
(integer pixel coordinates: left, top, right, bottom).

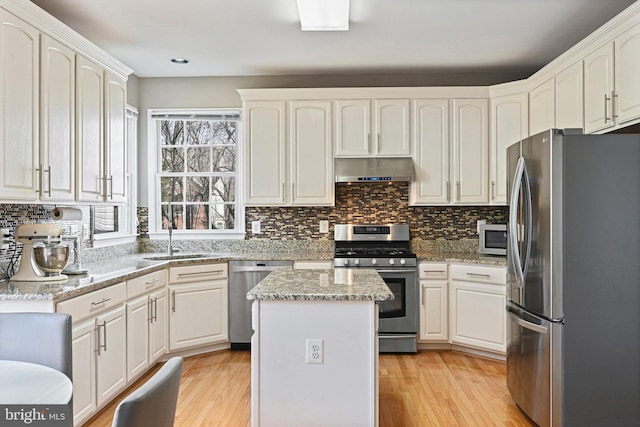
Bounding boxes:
247 268 393 427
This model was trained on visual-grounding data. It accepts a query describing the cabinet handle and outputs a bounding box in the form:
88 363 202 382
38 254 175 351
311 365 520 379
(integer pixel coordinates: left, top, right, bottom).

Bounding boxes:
148 299 153 323
421 286 426 306
94 320 100 355
107 175 114 200
423 270 446 274
171 290 176 313
466 272 491 279
91 297 111 306
145 278 159 287
152 297 158 322
96 320 107 354
612 91 619 120
101 321 108 352
367 133 371 153
35 165 42 195
456 181 461 201
291 182 295 198
446 182 450 200
604 93 611 123
177 269 224 277
377 133 381 153
491 181 496 200
45 167 52 196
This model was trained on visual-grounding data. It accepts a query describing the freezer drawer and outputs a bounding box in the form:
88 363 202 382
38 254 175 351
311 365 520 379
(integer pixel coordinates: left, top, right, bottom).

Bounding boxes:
506 303 561 427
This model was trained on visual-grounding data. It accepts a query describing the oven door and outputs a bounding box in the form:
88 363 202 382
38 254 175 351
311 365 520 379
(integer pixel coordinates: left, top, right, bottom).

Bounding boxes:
376 268 418 334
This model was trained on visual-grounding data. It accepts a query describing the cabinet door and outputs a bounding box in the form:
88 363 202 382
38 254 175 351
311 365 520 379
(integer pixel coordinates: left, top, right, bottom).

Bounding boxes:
169 279 228 351
40 35 75 202
334 99 371 156
555 62 584 130
490 93 528 205
71 319 96 426
452 99 489 204
244 101 286 205
289 101 333 205
374 99 410 156
0 10 39 200
410 99 450 205
126 295 149 382
104 71 127 202
615 24 640 124
584 43 615 134
76 55 105 202
449 281 506 353
419 280 448 342
149 288 168 364
529 79 555 136
95 306 127 407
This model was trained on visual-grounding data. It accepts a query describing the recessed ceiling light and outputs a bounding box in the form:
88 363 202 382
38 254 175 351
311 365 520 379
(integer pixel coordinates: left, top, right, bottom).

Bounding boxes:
170 58 189 64
296 0 350 31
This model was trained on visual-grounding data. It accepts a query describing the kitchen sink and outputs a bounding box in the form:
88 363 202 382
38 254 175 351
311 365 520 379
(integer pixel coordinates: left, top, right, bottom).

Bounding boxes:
142 253 212 261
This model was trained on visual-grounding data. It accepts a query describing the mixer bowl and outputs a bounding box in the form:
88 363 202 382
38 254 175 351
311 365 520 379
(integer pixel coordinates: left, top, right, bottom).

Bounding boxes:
33 244 70 275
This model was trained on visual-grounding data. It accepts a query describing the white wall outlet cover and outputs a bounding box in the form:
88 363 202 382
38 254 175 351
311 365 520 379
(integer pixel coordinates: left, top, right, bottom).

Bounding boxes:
251 221 261 234
306 338 324 364
319 220 329 233
477 220 486 234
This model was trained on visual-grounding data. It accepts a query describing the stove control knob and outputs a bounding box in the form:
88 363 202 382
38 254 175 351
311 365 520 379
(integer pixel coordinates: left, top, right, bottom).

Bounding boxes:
389 259 395 265
354 259 360 266
371 259 377 265
343 259 350 266
400 259 406 265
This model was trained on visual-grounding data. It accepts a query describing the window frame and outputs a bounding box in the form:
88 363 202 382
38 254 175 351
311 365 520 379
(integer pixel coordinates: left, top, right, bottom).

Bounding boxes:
147 108 245 240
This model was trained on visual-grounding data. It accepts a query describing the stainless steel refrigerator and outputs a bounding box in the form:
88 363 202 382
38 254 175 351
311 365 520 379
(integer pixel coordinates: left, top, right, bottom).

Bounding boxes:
506 129 640 427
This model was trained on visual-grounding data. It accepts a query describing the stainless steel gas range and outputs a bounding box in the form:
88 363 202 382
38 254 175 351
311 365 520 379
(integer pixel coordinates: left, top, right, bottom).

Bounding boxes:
334 224 418 353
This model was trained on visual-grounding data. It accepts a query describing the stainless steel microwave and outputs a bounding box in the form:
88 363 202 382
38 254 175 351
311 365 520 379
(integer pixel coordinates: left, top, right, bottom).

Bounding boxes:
479 224 507 256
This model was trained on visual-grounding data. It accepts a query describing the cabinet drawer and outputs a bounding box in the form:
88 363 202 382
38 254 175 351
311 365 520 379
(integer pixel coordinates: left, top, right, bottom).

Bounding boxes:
127 269 168 300
57 282 126 324
170 263 228 284
450 264 506 285
419 262 448 280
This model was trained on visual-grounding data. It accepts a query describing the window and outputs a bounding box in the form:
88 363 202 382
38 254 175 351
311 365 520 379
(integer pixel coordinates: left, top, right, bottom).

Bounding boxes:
150 109 242 237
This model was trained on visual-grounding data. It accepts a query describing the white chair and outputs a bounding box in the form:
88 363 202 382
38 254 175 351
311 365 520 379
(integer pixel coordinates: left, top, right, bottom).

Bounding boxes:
112 357 184 427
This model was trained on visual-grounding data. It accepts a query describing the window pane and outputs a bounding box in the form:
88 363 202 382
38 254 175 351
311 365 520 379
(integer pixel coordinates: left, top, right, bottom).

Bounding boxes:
160 177 184 202
212 176 235 203
186 177 210 202
161 204 184 230
187 147 211 172
212 121 237 145
161 147 184 172
210 204 235 230
212 146 236 172
185 203 209 230
186 121 213 145
160 121 184 145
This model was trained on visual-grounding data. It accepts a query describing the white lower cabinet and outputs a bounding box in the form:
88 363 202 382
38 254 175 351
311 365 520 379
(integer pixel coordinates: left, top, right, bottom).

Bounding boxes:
448 264 507 354
419 262 448 342
57 282 127 426
169 263 229 351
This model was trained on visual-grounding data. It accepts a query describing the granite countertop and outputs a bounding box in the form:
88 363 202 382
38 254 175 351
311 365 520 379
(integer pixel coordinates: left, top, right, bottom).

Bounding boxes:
246 268 393 302
0 249 504 303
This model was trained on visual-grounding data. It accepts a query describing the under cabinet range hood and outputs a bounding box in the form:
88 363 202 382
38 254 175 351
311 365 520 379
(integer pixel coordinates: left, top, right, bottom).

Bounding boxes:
334 157 414 183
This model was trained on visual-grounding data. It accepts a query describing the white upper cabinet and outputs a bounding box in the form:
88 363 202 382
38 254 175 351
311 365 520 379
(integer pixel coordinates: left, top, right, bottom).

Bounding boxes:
614 24 640 125
584 43 615 133
410 99 450 205
335 99 409 157
289 101 334 205
452 99 489 204
244 101 286 205
40 34 75 202
76 55 105 202
555 62 584 130
529 78 555 136
104 71 127 203
0 9 39 200
490 93 528 205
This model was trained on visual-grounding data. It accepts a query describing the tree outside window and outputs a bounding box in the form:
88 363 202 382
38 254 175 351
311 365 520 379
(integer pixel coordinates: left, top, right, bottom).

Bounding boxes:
158 117 238 231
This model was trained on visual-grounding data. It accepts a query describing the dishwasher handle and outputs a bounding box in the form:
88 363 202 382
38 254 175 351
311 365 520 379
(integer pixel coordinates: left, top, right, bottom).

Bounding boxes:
229 265 292 273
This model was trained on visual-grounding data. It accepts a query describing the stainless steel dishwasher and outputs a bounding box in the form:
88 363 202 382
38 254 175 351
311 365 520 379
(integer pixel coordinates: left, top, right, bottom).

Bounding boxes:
228 260 293 350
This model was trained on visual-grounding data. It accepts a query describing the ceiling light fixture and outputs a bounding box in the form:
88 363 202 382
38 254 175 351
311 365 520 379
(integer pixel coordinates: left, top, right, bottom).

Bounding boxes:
170 58 189 64
296 0 350 31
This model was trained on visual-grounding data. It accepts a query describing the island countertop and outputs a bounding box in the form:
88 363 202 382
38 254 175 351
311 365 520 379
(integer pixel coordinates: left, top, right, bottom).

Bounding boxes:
246 268 393 302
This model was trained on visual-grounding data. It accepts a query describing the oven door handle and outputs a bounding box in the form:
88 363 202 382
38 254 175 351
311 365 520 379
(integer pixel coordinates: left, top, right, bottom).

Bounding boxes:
376 269 417 274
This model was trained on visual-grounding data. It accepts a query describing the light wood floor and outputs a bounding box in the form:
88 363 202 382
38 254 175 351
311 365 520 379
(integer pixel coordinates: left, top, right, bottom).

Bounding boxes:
84 350 534 427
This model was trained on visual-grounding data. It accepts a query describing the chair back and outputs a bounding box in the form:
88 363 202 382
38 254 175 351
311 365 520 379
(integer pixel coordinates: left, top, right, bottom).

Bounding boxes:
112 357 184 427
0 312 72 380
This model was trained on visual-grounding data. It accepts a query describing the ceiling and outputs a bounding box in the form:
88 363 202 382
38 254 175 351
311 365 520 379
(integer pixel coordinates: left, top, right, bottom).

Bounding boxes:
31 0 637 79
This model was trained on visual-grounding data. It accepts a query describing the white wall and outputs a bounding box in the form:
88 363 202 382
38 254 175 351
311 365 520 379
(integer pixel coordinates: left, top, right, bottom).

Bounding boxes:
136 71 530 206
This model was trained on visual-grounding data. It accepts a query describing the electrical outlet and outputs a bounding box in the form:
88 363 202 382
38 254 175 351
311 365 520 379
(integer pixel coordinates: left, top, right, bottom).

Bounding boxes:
306 338 324 364
319 220 329 233
0 228 10 250
477 220 486 234
251 221 261 234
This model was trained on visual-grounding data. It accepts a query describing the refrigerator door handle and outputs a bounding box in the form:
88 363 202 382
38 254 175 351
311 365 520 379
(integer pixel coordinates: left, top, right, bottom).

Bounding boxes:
509 157 526 288
507 310 548 335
